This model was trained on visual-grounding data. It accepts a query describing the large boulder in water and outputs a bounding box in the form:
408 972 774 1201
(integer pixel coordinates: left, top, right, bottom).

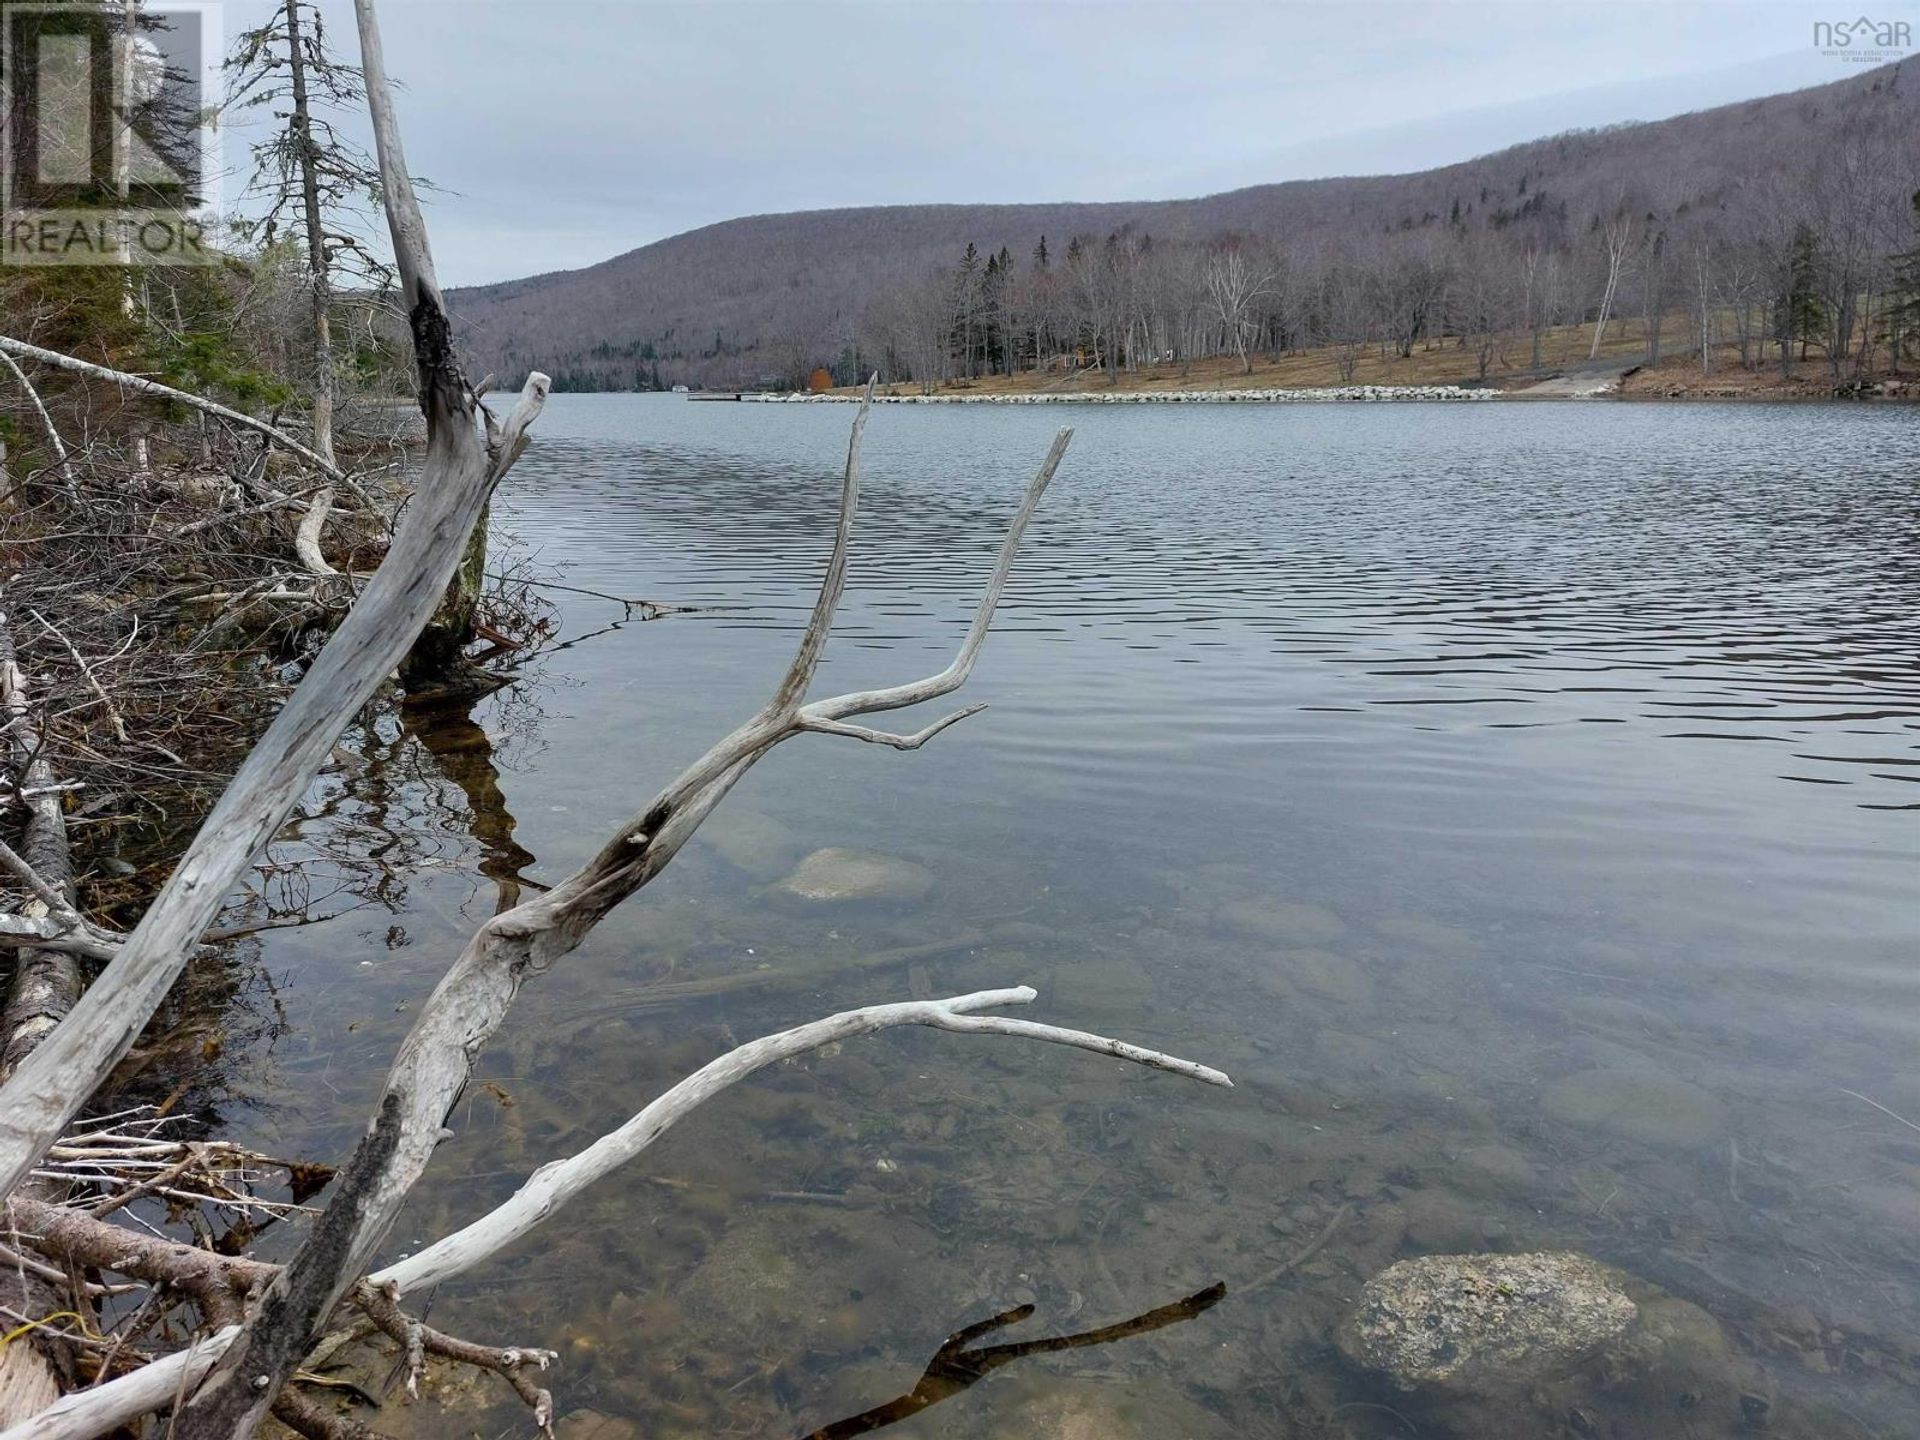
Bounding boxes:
1338 1251 1636 1392
1338 1251 1773 1436
770 847 933 906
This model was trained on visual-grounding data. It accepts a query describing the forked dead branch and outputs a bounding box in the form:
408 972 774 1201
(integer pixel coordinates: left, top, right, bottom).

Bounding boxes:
0 2 1230 1435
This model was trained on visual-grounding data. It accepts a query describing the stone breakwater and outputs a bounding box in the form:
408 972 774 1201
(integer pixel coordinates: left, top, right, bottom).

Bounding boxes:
738 384 1499 405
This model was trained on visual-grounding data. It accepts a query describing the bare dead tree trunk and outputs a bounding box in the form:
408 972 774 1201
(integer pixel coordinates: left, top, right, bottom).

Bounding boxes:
402 501 489 687
0 123 549 1214
285 0 336 471
284 0 340 572
1589 214 1632 360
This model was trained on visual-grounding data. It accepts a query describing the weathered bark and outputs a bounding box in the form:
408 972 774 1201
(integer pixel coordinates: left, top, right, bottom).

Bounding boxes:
173 1097 404 1438
0 235 548 1206
400 499 488 686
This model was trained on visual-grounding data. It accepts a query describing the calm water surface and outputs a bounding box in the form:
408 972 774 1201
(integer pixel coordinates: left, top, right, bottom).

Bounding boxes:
235 396 1918 1438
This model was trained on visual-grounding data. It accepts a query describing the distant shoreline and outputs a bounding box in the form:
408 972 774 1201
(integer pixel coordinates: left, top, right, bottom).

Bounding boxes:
697 381 1915 406
738 384 1498 405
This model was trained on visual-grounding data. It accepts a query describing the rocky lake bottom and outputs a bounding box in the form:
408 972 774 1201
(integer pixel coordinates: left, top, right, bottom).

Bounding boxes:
211 396 1916 1439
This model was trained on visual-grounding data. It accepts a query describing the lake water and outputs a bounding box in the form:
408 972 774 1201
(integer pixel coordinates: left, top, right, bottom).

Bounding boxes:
231 395 1918 1438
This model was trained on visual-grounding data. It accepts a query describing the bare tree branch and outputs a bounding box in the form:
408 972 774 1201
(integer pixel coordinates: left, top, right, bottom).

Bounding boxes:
374 986 1227 1296
0 337 345 484
0 352 76 501
0 985 1225 1440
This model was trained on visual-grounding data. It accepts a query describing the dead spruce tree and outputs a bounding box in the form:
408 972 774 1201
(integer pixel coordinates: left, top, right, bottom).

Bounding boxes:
228 0 389 573
0 2 1229 1436
229 0 390 472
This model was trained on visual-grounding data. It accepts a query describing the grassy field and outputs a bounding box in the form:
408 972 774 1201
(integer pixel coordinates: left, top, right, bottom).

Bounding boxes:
843 316 1893 399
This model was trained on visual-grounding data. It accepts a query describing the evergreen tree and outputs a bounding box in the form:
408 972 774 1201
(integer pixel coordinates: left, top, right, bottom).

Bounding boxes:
1886 191 1920 368
957 242 982 376
1784 223 1824 365
227 0 387 464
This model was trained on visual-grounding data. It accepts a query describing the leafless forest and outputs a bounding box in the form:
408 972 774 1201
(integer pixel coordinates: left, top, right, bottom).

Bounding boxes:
450 60 1920 392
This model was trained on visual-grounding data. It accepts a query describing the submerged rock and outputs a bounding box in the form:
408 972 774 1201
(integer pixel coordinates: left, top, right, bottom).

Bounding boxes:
1541 1067 1729 1150
770 847 934 905
1339 1251 1637 1392
1217 897 1348 946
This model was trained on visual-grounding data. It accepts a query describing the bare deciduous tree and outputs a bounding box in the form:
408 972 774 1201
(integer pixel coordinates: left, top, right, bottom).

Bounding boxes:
1588 202 1635 360
1203 242 1272 375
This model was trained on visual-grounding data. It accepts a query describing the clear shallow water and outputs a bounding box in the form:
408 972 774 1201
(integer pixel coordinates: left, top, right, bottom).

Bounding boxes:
235 396 1917 1437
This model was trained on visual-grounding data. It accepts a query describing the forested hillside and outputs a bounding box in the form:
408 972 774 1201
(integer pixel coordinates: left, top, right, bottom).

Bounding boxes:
447 60 1920 391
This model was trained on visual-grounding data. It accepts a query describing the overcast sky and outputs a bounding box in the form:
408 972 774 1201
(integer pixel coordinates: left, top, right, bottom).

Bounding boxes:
220 0 1914 287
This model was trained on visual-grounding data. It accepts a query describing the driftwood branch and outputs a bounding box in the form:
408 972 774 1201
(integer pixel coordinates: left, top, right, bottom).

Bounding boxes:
0 987 1224 1440
0 840 75 931
0 338 545 1203
354 1282 555 1431
0 352 76 501
165 385 1072 1438
0 1327 238 1440
153 2 543 1432
292 487 338 577
0 337 344 484
0 917 117 963
375 987 1227 1296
